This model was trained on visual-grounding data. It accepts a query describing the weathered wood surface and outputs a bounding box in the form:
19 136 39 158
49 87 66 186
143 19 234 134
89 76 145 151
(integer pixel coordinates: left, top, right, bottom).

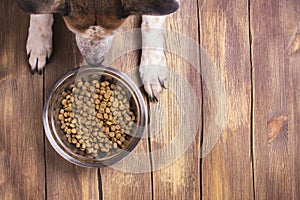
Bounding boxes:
251 0 300 199
0 0 299 199
199 0 254 199
0 1 45 199
149 0 202 199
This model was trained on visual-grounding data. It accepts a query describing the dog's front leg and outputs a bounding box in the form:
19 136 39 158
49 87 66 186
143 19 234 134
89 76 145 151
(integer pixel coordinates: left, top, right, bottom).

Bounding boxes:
27 14 53 74
139 15 168 102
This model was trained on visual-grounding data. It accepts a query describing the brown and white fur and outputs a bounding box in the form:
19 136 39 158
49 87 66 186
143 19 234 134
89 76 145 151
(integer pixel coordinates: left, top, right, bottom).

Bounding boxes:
17 0 179 101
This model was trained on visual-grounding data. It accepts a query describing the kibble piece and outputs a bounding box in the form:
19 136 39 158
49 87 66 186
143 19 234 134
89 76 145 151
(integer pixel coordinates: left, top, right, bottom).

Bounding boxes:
79 139 84 144
100 147 107 152
116 85 122 91
58 114 64 121
118 94 123 100
96 113 102 119
104 127 110 134
61 124 66 129
112 101 119 108
116 133 121 139
71 138 77 144
105 143 112 149
61 99 67 106
95 99 100 105
113 143 118 149
109 132 115 138
110 125 116 131
86 148 94 154
77 81 83 88
71 128 77 134
119 104 125 110
103 113 109 120
75 135 82 139
66 129 72 135
120 136 125 142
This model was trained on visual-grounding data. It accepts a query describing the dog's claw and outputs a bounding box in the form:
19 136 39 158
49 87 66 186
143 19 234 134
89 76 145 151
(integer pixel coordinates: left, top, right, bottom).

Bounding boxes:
159 78 167 89
153 96 159 103
38 69 43 75
149 96 158 103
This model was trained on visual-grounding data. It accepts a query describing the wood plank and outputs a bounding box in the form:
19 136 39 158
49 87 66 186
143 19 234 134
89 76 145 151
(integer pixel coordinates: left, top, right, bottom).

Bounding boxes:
0 1 45 199
44 15 100 199
251 0 300 199
150 1 202 199
199 0 254 199
101 16 152 200
287 44 300 199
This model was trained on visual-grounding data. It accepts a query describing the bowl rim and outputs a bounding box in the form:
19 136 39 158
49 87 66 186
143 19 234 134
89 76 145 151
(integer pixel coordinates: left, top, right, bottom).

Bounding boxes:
43 65 147 168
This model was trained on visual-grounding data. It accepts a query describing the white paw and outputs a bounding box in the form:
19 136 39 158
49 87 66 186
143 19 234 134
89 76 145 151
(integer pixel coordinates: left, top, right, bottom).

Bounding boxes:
27 14 53 74
139 50 168 102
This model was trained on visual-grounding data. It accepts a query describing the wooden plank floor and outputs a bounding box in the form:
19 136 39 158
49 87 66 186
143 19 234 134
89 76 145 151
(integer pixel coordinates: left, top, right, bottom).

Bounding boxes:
0 0 299 199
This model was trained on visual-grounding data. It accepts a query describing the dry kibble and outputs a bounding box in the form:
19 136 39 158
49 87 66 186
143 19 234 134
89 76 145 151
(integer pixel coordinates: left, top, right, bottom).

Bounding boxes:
117 94 123 100
106 121 113 126
61 99 67 105
111 125 116 131
109 132 115 138
112 101 119 108
66 129 72 135
103 113 108 120
79 139 84 144
116 133 121 139
113 143 118 149
95 99 100 105
58 77 136 158
86 148 94 154
58 114 64 121
116 85 122 91
71 138 77 144
120 137 125 142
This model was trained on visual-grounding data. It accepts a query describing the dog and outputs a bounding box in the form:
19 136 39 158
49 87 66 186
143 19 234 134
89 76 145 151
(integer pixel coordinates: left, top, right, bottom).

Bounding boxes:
17 0 179 101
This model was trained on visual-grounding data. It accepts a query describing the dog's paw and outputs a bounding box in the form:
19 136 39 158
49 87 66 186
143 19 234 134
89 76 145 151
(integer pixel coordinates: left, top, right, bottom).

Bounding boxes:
139 50 168 102
27 14 53 74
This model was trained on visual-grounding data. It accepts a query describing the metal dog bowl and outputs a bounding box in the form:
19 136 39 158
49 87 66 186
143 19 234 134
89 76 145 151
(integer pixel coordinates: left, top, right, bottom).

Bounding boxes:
43 65 146 167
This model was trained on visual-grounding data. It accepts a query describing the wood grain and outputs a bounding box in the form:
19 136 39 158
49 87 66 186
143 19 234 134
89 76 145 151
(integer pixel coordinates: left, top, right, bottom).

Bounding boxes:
149 0 202 199
44 15 100 200
199 0 254 199
0 1 45 199
287 45 300 200
251 0 300 199
1 0 300 199
101 16 152 200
